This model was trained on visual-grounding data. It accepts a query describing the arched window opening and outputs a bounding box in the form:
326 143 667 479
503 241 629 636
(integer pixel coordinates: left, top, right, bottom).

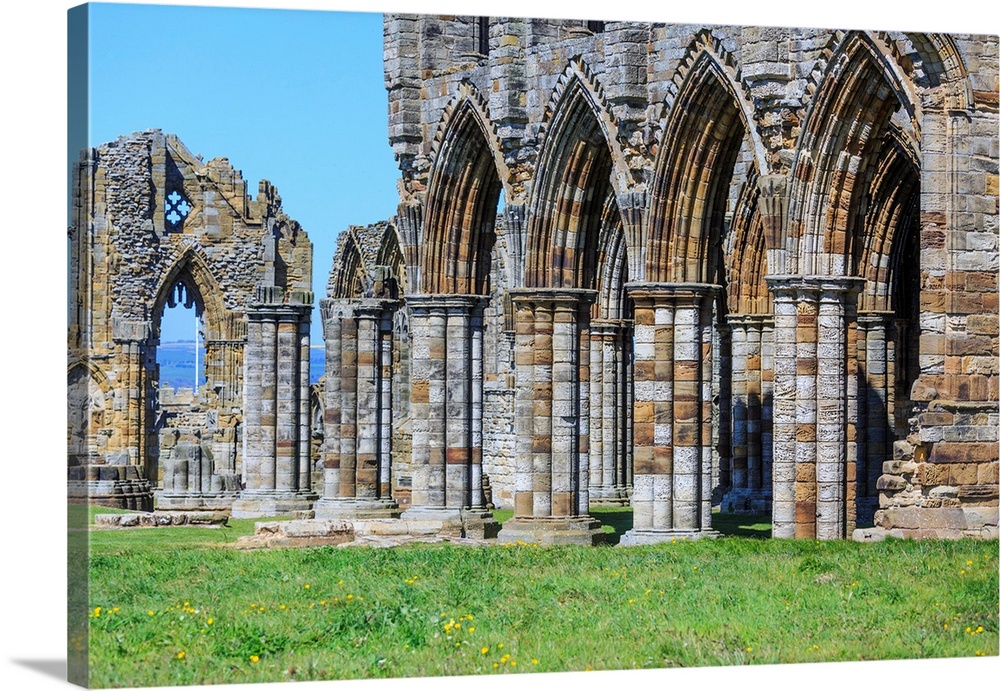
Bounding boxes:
157 281 206 395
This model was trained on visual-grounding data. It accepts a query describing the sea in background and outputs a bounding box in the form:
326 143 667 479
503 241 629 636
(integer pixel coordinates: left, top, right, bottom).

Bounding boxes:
157 342 325 389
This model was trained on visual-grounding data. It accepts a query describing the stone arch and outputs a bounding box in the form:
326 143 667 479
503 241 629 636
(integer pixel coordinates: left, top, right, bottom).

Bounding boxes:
787 31 921 277
67 359 111 464
594 193 629 321
726 177 772 316
152 249 229 343
538 59 632 193
376 222 406 296
879 31 973 108
421 87 507 295
658 30 768 172
856 130 921 314
647 48 759 284
329 230 365 299
525 68 622 289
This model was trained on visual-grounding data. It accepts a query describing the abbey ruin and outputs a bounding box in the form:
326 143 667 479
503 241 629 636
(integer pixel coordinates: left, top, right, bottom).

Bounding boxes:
69 15 999 543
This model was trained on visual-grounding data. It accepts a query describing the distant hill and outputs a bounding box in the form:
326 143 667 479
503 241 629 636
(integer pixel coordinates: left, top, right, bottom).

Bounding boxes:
157 342 324 389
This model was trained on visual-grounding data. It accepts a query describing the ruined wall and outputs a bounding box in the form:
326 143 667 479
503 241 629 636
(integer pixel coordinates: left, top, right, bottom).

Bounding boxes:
68 130 312 510
370 16 998 539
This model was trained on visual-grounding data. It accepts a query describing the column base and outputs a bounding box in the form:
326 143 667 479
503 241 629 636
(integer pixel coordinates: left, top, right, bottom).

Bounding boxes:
619 527 720 546
155 491 239 512
314 497 401 520
398 507 500 540
68 478 154 512
231 491 319 519
497 516 605 546
719 488 772 515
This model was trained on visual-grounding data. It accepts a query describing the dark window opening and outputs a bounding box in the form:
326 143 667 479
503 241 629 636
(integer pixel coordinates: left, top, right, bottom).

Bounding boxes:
586 21 605 34
476 17 490 55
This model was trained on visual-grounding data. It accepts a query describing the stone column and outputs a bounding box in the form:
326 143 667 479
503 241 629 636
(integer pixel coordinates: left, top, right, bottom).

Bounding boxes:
232 289 316 518
855 310 896 526
403 294 497 537
713 322 732 502
498 289 604 545
314 298 400 519
589 319 630 505
620 283 721 544
765 276 863 539
97 318 154 510
722 314 773 513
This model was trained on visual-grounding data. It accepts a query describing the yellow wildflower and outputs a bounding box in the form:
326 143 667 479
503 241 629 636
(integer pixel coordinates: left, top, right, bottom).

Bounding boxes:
176 651 186 660
249 655 259 663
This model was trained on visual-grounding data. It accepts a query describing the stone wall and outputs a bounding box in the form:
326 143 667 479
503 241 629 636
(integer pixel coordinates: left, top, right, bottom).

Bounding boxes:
69 130 313 512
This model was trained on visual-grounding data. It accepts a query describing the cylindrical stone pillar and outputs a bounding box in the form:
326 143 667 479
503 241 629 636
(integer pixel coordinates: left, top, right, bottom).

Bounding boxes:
765 276 863 539
621 283 722 545
498 289 603 546
402 294 496 538
232 297 316 518
314 298 400 519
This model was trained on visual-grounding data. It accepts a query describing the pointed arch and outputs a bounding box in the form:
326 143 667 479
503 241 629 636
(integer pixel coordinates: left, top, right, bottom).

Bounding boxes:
657 30 768 172
376 221 406 297
879 31 973 108
329 229 365 299
538 59 632 194
787 31 920 276
726 176 772 315
152 249 228 342
525 66 623 289
647 45 758 284
422 86 506 294
593 193 629 321
857 131 921 313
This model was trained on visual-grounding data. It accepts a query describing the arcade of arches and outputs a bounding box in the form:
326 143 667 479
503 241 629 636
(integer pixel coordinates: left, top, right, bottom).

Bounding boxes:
69 17 999 542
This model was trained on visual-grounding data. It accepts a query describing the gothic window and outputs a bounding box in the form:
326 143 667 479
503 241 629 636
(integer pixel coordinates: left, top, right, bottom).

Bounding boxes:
165 189 192 229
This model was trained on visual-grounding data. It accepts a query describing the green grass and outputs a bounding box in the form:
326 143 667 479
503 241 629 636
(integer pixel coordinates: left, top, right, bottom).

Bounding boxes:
84 506 998 687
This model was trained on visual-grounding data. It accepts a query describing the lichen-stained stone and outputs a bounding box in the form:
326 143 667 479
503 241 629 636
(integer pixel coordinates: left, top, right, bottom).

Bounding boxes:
69 131 313 515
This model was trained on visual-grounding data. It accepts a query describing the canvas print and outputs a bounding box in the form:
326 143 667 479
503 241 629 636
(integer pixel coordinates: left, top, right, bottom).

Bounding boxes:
67 1 999 689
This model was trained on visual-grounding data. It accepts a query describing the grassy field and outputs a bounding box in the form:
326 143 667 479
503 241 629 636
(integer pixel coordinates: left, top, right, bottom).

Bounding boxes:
83 506 998 688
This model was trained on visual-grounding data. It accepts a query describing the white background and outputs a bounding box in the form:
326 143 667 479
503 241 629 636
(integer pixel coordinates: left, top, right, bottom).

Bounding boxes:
2 1 997 690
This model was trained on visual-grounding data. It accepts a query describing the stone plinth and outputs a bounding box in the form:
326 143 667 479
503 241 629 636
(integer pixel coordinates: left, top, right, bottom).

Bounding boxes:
497 516 604 546
619 527 720 546
231 490 318 519
314 497 401 520
399 507 500 540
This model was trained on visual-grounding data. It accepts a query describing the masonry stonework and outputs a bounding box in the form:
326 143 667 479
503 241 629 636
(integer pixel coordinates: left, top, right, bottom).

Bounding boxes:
69 131 314 515
72 16 999 545
324 16 998 543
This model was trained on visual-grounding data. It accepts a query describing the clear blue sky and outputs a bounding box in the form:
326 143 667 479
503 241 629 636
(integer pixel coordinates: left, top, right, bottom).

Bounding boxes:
88 2 401 344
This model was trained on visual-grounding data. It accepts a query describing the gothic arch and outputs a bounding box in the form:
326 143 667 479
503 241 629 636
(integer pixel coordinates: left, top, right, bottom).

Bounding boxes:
725 177 772 315
421 88 506 294
152 249 229 342
879 31 973 108
525 68 622 289
330 230 365 299
594 193 630 321
657 30 768 171
856 131 921 313
647 48 758 283
787 31 921 276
